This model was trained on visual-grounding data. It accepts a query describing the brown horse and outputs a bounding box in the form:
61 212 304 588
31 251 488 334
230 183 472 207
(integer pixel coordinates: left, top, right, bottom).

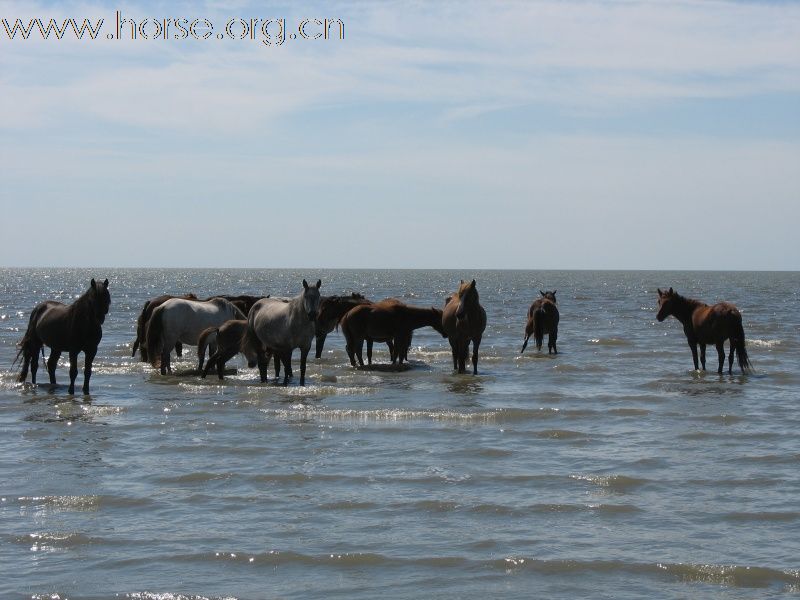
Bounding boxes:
521 290 559 354
15 278 111 395
315 293 397 361
442 279 487 374
132 293 198 362
656 287 752 374
197 319 267 380
340 300 446 367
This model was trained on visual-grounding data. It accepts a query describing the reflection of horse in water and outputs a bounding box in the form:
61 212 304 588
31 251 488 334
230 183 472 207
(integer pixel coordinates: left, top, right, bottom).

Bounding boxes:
15 278 111 395
521 290 559 354
656 287 751 374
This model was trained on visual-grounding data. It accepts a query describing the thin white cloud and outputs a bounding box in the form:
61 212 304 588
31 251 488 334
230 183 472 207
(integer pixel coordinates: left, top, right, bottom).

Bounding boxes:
1 0 798 131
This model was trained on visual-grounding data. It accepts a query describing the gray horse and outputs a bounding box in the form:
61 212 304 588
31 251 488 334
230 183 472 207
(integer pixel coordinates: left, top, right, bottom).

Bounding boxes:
244 279 321 385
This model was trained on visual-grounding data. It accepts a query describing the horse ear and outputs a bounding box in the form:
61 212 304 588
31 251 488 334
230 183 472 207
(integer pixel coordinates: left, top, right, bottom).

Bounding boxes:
103 278 109 289
91 278 96 289
668 287 674 295
470 279 476 288
657 288 662 296
316 279 321 289
303 279 309 289
540 290 545 296
552 290 557 296
460 279 464 284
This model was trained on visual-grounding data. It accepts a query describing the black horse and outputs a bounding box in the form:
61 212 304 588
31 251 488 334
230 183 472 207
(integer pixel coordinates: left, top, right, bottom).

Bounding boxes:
15 278 111 395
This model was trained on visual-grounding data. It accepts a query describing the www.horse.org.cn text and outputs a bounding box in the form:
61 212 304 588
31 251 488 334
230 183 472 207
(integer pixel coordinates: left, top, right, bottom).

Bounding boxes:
1 11 345 47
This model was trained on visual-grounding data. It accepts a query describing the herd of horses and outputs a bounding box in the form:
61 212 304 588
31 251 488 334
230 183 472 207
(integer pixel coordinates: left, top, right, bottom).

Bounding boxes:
12 278 752 395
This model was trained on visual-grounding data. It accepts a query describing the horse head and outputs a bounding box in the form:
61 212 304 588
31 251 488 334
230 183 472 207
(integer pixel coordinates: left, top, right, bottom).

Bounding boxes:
456 279 478 321
302 279 322 322
430 307 448 337
656 287 676 322
89 278 111 323
540 290 557 304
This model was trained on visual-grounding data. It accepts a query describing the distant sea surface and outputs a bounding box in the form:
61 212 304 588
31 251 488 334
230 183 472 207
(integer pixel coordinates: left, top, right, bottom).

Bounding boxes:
1 268 798 599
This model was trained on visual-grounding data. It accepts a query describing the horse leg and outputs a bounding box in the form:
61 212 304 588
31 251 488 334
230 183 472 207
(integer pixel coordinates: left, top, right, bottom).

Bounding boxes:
68 351 78 394
728 340 735 375
283 350 293 385
175 342 183 357
257 350 269 383
688 341 699 371
387 340 396 364
47 350 61 385
315 333 326 359
201 352 217 378
450 342 458 371
472 338 481 375
366 338 374 365
355 339 365 368
716 342 725 375
217 348 238 381
82 349 96 395
160 348 169 376
197 343 206 372
458 342 468 374
699 344 706 371
551 328 558 354
300 347 309 386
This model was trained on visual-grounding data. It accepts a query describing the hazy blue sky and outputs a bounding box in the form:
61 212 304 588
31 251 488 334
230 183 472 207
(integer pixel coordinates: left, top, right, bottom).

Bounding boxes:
1 0 798 269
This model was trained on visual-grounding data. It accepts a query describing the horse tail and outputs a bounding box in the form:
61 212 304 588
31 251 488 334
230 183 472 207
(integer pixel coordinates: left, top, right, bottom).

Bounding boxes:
732 317 752 374
197 327 218 364
145 305 166 368
13 304 45 377
521 320 533 354
532 307 545 350
132 300 151 357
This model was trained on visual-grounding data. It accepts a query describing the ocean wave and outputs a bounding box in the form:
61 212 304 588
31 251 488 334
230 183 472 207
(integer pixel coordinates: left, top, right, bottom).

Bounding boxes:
145 551 800 589
125 594 238 600
9 531 107 551
748 339 783 348
724 511 800 523
587 338 632 346
258 406 597 424
569 474 651 493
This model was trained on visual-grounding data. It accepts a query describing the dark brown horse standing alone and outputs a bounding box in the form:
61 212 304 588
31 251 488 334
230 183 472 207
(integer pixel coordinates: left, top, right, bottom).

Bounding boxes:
442 279 487 374
656 287 752 374
15 278 111 394
521 290 559 354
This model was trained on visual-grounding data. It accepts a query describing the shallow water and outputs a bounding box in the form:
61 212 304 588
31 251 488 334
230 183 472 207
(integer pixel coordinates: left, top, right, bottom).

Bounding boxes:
1 268 798 599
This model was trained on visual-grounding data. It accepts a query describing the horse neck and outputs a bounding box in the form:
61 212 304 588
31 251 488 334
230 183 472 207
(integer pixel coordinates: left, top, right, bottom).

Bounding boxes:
404 306 439 330
289 295 311 322
72 290 99 323
461 293 481 319
671 296 702 326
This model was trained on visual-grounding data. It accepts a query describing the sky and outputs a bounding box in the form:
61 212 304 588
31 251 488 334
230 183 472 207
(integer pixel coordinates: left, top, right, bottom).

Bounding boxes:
1 0 798 270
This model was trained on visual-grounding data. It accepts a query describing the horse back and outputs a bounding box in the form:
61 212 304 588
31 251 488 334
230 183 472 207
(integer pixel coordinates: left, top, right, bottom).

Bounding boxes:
35 300 101 352
691 301 742 343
